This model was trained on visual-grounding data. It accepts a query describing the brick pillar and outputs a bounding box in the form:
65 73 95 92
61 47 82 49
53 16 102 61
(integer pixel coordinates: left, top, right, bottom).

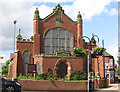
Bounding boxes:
77 24 83 48
77 11 83 48
33 34 40 56
33 20 40 56
33 21 39 34
14 52 18 78
33 7 40 34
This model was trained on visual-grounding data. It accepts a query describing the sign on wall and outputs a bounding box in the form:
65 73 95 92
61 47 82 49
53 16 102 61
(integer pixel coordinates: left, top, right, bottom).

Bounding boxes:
109 59 113 69
27 64 36 73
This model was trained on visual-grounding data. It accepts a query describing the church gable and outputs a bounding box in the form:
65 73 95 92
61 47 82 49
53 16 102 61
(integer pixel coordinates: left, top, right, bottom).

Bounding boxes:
62 14 75 24
42 4 76 24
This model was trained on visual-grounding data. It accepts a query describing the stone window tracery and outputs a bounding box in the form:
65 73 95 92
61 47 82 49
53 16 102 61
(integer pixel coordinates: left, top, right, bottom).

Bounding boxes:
44 27 74 54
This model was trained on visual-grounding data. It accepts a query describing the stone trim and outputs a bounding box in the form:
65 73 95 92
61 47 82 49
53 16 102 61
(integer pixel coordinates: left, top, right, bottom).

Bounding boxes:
34 33 40 36
54 57 72 70
43 27 74 39
22 49 30 55
41 4 76 25
15 50 19 53
17 40 33 43
41 20 76 25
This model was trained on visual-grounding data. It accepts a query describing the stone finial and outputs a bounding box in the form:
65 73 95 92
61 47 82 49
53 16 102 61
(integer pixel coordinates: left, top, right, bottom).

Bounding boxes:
53 4 64 13
77 11 82 18
91 37 96 45
30 36 33 41
77 11 82 24
57 3 60 7
16 28 22 41
34 7 40 21
19 28 21 34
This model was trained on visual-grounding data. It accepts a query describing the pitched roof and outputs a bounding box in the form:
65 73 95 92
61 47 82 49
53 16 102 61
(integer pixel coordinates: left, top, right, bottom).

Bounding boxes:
103 51 113 57
42 4 76 24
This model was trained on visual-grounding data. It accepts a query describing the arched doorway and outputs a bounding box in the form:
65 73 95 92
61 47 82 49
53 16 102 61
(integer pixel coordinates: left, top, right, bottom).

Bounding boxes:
55 58 72 78
57 62 67 78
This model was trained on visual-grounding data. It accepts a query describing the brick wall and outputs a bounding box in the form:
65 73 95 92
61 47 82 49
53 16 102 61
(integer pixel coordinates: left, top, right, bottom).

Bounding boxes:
94 79 109 88
17 79 87 91
16 42 33 75
8 52 18 78
34 56 84 76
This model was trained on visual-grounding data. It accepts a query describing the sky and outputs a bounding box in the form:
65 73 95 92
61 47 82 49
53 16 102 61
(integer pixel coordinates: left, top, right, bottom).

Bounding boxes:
0 0 118 65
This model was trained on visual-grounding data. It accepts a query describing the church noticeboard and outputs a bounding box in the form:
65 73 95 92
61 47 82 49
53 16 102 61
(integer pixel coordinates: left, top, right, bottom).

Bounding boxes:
27 64 36 73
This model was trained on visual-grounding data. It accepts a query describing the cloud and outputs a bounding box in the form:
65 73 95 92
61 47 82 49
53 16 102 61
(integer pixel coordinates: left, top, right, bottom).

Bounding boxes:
0 0 117 52
36 5 53 19
35 0 75 3
0 54 9 63
0 1 34 51
107 39 118 63
2 0 75 3
62 0 116 20
105 8 118 16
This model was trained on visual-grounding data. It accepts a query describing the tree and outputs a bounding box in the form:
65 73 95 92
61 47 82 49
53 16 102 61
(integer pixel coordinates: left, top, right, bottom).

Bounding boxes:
116 66 120 76
2 60 10 75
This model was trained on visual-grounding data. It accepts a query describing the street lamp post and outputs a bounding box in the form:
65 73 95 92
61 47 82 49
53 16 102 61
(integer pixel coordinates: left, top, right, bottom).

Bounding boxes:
79 34 99 91
87 54 90 91
12 20 17 81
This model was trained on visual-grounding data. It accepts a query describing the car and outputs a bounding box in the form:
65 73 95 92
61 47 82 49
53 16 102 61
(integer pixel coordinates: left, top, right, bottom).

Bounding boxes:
0 76 21 92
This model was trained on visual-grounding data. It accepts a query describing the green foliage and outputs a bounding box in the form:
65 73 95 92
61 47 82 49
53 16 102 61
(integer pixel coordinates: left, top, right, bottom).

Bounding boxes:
116 66 120 76
70 70 87 80
2 60 10 75
36 72 58 81
93 47 106 55
73 48 87 56
17 73 27 79
1 74 12 78
17 73 35 80
16 71 87 81
72 47 106 56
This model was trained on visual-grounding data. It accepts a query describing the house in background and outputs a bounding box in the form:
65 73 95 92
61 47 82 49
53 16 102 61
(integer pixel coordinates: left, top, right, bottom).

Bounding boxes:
8 4 115 83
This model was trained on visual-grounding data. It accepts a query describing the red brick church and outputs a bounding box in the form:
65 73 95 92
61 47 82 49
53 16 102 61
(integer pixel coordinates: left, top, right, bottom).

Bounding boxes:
8 4 115 83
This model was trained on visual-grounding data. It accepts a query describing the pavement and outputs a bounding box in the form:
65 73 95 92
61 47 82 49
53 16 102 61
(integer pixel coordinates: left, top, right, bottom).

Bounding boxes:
94 83 120 92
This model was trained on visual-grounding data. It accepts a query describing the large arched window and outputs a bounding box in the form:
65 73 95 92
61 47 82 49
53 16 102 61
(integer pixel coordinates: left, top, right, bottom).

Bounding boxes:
23 50 30 75
44 27 74 54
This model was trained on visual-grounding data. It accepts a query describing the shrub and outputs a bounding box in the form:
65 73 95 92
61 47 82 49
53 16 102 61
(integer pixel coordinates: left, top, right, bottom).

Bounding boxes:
116 66 120 76
70 70 87 80
17 73 27 79
36 72 56 80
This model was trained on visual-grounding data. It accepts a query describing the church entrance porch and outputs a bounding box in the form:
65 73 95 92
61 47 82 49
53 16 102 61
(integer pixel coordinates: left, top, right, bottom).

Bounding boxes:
33 53 84 79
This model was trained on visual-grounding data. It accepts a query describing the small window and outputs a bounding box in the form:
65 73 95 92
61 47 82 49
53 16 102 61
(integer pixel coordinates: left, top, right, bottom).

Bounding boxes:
37 62 41 73
106 74 109 79
109 59 113 69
